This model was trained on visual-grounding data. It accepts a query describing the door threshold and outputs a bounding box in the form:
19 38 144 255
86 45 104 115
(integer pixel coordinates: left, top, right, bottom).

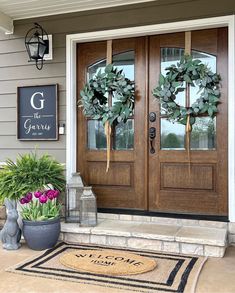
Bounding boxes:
98 208 228 222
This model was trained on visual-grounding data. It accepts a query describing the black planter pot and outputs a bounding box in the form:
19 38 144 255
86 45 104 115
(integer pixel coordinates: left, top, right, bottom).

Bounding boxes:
23 217 61 250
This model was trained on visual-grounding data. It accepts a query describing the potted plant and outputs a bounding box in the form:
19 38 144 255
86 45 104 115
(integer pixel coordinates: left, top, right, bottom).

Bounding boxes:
20 188 62 250
0 152 65 250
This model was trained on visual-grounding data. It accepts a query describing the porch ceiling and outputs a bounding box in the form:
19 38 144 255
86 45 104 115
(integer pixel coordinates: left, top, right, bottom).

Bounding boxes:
0 0 155 34
0 0 155 20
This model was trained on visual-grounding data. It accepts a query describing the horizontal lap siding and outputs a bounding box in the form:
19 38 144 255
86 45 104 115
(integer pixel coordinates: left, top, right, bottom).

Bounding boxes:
0 31 66 163
0 0 234 164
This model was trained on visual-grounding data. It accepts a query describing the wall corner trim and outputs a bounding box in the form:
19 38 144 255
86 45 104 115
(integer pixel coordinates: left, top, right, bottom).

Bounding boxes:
0 10 13 34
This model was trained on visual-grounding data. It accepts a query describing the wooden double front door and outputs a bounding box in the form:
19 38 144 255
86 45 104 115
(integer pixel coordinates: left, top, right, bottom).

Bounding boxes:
77 28 228 216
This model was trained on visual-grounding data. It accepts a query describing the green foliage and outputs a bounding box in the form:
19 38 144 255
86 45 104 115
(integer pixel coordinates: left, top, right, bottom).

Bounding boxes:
161 133 182 149
21 200 61 221
0 153 65 201
152 54 221 126
79 64 135 126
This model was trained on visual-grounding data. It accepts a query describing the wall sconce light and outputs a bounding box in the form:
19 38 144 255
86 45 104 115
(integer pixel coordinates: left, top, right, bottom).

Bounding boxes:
25 23 49 70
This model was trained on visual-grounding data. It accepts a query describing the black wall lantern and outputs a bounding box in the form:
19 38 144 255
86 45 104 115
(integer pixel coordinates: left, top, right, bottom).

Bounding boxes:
25 23 49 70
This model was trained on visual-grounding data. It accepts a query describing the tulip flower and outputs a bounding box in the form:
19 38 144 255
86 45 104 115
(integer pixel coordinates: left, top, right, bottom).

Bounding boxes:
46 190 56 200
19 188 61 221
53 190 60 198
25 192 33 202
20 198 26 205
39 195 48 204
34 191 43 198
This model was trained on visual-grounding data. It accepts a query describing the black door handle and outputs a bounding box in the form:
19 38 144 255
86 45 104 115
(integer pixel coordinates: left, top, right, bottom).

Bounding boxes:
149 127 156 154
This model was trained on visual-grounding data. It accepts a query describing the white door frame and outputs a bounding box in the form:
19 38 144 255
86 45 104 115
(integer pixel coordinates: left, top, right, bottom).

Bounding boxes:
66 15 235 222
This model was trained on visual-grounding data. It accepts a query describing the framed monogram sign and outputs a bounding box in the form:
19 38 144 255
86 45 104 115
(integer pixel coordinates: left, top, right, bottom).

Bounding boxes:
17 84 58 140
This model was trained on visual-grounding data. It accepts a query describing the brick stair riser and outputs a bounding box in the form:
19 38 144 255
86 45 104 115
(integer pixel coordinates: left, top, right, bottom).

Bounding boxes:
98 213 228 229
60 232 226 257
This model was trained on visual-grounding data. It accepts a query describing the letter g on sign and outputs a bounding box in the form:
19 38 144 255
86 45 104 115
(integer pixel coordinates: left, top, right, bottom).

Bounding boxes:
30 92 45 110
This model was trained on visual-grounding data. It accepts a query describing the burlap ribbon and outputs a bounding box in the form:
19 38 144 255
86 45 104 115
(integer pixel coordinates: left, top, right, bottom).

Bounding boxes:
105 121 112 172
186 114 192 175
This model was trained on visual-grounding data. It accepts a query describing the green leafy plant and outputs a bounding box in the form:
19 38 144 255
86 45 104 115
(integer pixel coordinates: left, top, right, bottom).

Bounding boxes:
0 152 65 201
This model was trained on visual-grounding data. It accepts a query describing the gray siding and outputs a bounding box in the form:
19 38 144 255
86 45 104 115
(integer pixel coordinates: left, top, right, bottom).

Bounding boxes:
0 0 234 163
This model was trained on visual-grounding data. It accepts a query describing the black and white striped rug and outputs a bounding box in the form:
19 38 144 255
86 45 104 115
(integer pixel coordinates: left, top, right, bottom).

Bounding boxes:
6 242 207 293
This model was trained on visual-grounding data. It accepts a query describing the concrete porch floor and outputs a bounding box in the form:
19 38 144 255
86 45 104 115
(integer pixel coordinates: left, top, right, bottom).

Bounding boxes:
0 243 235 293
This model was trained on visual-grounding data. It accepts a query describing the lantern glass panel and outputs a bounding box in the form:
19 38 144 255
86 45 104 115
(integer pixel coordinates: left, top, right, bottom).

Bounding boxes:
28 39 39 59
79 187 97 227
65 184 82 223
38 40 47 58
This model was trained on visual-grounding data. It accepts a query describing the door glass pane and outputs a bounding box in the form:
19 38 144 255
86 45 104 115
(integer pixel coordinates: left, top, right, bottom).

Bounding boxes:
87 59 106 80
190 50 217 105
112 51 135 107
113 51 135 81
114 119 134 150
161 118 185 149
191 117 216 150
161 48 186 108
87 120 107 150
113 51 135 149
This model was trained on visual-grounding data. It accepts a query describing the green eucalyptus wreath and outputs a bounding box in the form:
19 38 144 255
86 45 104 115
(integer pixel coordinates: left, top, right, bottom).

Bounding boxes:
79 64 135 126
152 55 221 125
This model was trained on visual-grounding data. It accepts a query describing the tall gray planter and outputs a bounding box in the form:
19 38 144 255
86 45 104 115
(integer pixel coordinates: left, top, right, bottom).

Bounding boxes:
0 199 21 250
23 217 60 250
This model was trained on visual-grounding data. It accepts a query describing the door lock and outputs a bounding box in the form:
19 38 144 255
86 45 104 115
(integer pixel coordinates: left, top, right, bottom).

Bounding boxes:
149 127 156 154
149 112 156 122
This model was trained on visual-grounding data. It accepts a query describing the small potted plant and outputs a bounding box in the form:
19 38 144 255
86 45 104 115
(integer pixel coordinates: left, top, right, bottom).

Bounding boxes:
20 188 62 250
0 152 65 250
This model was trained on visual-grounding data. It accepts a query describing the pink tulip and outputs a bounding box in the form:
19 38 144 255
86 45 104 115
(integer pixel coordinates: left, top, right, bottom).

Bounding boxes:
25 192 33 202
34 191 43 198
39 195 48 204
20 198 26 205
45 189 60 200
46 190 55 200
53 190 60 198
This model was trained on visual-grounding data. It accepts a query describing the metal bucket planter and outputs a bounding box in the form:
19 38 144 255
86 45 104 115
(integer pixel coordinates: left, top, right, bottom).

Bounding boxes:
23 217 60 250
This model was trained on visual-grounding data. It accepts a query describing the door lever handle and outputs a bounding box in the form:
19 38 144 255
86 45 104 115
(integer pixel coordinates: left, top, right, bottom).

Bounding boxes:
149 127 156 154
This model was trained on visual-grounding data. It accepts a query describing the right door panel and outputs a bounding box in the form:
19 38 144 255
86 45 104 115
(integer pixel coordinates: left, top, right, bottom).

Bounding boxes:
148 28 228 216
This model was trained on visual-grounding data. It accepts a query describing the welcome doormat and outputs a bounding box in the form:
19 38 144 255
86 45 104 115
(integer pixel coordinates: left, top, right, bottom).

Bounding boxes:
6 242 207 293
60 249 157 275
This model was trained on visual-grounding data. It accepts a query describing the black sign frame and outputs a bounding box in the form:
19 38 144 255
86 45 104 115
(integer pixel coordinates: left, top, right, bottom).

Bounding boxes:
17 84 58 141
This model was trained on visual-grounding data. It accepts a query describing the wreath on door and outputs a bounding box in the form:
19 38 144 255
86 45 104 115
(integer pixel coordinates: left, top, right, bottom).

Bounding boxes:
152 55 221 128
79 64 135 126
79 63 135 172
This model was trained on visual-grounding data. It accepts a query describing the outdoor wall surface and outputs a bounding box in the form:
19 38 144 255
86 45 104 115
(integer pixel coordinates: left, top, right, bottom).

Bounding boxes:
0 0 234 164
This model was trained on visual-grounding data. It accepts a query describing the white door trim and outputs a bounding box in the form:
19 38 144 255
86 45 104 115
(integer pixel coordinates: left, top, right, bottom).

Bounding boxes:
66 15 235 221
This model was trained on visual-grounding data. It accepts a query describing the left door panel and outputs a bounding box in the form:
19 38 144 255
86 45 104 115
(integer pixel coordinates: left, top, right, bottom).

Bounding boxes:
77 38 147 210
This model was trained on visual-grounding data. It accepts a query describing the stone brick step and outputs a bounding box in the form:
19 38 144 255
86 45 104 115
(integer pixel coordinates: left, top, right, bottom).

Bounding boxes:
61 219 228 257
98 213 228 229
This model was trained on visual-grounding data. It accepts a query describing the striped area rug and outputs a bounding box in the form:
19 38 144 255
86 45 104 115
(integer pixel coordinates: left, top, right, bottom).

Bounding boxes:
6 242 207 293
